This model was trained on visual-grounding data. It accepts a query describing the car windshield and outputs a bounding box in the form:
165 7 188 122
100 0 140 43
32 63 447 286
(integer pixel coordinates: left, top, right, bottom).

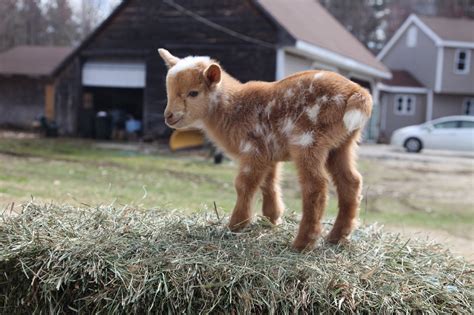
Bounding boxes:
433 121 460 129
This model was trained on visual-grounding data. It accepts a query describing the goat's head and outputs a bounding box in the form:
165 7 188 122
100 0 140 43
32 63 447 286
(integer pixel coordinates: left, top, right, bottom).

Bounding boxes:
158 49 221 129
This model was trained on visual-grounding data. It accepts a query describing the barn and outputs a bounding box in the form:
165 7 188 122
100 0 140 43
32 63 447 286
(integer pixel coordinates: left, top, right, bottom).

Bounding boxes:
53 0 390 139
0 46 71 129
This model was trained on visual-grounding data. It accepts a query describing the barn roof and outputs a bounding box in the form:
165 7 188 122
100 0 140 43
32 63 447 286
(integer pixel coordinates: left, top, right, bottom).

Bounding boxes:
382 70 424 87
0 46 72 77
256 0 390 77
54 0 390 79
418 15 474 43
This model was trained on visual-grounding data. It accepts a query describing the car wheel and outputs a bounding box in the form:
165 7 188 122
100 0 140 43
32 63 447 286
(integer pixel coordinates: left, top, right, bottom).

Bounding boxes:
404 137 422 153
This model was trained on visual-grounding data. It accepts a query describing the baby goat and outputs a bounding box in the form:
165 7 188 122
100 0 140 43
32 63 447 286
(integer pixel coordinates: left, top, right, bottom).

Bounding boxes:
158 49 372 251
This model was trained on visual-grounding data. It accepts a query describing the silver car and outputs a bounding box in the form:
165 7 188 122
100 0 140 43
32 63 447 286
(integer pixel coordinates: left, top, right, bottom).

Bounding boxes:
390 116 474 153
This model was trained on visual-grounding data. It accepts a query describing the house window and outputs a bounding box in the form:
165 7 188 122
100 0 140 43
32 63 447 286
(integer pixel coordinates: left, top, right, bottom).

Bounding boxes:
463 98 474 115
406 26 418 47
394 95 416 115
454 49 471 74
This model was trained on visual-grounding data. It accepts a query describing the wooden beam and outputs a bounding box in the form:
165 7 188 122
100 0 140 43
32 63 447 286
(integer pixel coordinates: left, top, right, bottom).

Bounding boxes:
45 83 55 121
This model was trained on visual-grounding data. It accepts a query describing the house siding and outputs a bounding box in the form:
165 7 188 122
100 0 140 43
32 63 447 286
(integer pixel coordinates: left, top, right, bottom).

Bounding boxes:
0 76 45 128
432 94 473 118
283 52 314 76
381 23 437 89
379 91 427 142
440 47 474 94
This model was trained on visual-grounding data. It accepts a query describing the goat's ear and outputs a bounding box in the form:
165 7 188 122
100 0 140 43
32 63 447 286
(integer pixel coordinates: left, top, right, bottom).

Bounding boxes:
158 48 180 68
204 64 221 87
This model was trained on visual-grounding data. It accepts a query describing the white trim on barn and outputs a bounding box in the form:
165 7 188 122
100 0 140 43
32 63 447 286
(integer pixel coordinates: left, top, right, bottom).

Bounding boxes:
443 41 474 49
82 61 146 88
435 47 444 92
378 14 474 61
293 40 391 79
377 15 442 60
377 83 428 94
276 48 286 80
427 89 434 121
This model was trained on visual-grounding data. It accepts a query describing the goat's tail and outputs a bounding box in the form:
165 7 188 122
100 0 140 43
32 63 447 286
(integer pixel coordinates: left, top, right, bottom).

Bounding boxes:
343 89 372 133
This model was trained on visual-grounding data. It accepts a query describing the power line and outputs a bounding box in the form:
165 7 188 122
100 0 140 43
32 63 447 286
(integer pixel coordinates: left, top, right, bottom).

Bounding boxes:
163 0 275 49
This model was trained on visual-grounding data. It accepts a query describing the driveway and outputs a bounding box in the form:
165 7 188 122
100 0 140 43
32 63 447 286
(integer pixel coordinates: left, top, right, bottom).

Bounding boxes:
358 144 474 261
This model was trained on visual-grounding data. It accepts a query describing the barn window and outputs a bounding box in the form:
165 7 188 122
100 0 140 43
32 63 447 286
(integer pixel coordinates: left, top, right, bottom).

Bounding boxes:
406 26 418 47
463 98 474 115
394 95 416 116
454 49 470 74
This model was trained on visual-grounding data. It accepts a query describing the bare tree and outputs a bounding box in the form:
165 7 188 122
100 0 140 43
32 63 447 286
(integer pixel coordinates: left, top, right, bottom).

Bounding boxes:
320 0 473 53
45 0 79 46
0 0 19 52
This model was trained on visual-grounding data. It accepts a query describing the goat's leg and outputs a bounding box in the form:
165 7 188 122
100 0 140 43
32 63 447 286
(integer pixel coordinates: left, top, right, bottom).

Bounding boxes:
292 150 329 251
326 133 362 243
228 161 267 231
260 162 285 225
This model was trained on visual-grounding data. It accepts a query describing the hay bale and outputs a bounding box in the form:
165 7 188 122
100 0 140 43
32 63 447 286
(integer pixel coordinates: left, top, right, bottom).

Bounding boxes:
1 204 472 314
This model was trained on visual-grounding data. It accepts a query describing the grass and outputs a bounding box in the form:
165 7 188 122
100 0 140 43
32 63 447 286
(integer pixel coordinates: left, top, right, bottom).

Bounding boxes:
1 203 472 314
0 137 472 238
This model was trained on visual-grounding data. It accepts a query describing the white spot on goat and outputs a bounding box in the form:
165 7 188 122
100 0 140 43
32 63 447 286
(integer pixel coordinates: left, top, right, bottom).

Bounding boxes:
305 104 321 123
318 95 329 104
265 132 276 145
168 56 211 76
189 119 205 129
314 72 325 80
332 94 345 106
209 91 221 108
265 99 276 118
242 166 251 174
281 117 295 136
255 123 265 136
291 132 314 147
284 89 295 99
343 109 368 132
240 141 254 154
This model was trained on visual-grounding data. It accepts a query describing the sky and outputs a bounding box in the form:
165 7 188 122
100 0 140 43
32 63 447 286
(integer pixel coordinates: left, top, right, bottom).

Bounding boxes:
40 0 122 21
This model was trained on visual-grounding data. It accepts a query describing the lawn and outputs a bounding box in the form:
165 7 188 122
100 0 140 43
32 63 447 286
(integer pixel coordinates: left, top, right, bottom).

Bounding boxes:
0 136 472 245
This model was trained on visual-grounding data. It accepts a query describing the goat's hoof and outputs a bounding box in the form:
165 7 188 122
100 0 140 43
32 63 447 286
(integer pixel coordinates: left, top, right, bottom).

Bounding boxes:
227 219 250 232
292 237 317 252
264 216 282 226
326 233 349 245
326 228 352 244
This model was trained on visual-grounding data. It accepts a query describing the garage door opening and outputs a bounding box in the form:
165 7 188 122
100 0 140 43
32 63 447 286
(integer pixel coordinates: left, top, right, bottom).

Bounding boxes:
79 60 146 140
85 87 143 119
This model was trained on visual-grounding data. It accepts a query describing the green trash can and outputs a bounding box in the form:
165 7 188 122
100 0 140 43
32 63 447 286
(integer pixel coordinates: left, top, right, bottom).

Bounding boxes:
95 112 112 140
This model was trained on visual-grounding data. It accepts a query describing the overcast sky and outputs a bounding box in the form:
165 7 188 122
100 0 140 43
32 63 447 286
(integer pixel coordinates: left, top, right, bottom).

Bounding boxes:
40 0 122 20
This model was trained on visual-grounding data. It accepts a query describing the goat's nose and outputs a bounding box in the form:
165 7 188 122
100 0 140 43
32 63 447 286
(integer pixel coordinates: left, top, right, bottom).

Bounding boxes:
165 112 174 120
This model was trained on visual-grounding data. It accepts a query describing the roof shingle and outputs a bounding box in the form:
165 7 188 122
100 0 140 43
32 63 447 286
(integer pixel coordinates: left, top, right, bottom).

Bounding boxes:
257 0 388 73
419 15 474 43
0 46 72 76
382 70 424 87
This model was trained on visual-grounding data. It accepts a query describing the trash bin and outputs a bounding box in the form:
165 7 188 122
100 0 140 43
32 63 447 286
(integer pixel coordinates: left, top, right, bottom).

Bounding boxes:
95 111 112 140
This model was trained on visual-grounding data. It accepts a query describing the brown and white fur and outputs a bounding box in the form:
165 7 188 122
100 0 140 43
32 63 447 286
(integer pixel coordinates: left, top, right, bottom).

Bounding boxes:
158 49 372 251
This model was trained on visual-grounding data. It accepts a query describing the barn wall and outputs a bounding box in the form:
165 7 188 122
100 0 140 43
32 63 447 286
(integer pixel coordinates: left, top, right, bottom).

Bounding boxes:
0 76 45 129
55 59 82 135
56 0 283 137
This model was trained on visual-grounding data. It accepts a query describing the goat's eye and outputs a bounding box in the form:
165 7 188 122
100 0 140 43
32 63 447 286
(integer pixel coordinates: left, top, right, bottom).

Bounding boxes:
188 91 199 98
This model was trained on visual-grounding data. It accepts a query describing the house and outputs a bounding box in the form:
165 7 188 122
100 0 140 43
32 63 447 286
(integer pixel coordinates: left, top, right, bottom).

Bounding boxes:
52 0 389 139
376 14 474 142
0 46 72 129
